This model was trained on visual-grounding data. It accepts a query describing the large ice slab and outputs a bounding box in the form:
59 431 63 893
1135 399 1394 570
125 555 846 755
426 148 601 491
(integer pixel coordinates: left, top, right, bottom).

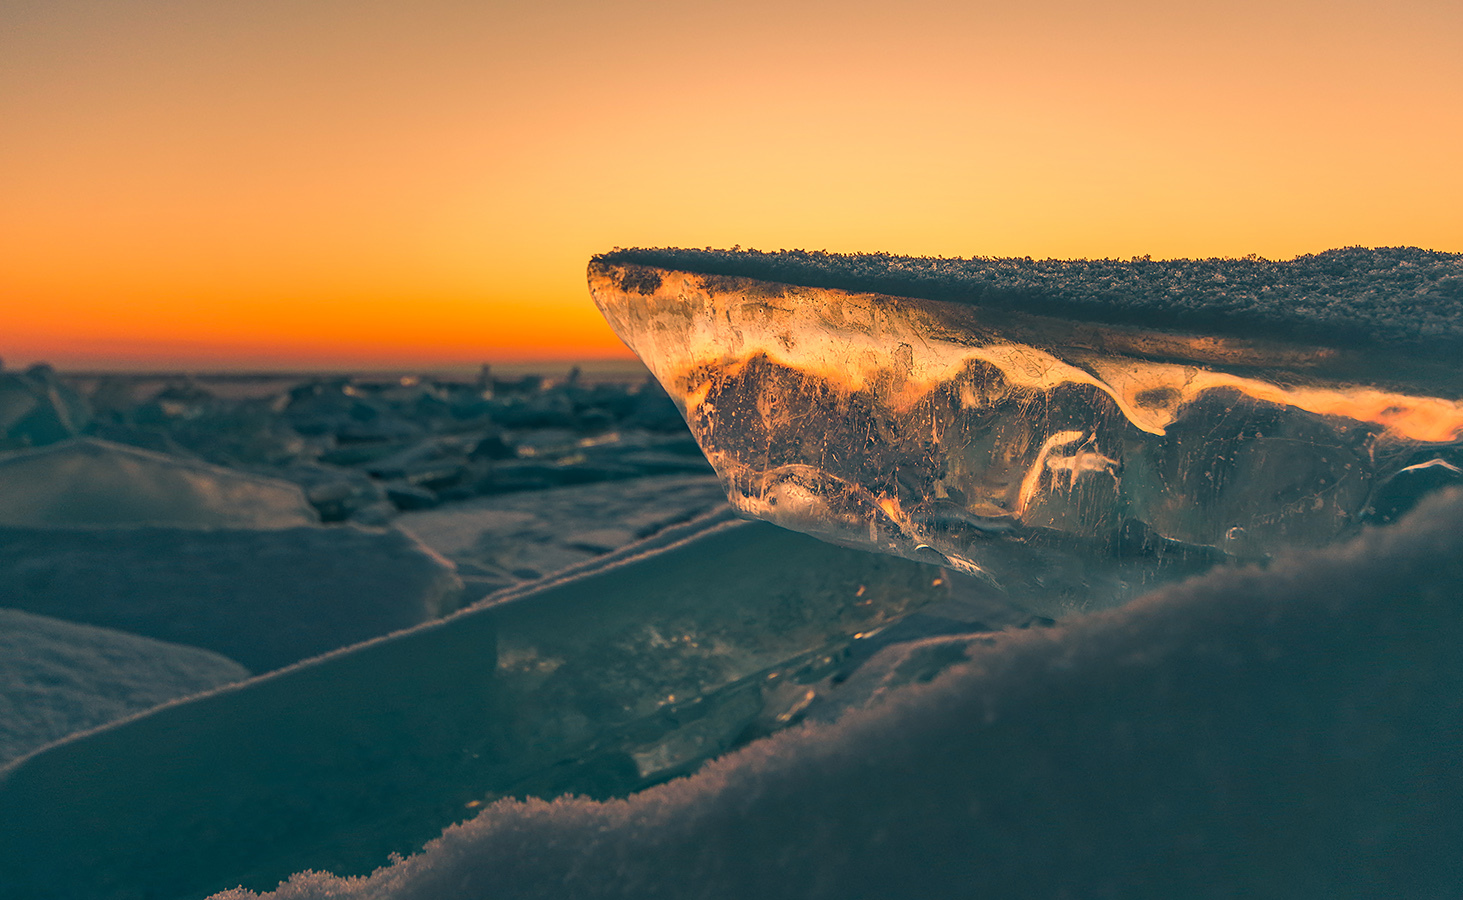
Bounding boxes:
206 489 1463 900
0 516 961 900
397 473 730 600
0 437 318 528
0 524 463 672
590 248 1463 614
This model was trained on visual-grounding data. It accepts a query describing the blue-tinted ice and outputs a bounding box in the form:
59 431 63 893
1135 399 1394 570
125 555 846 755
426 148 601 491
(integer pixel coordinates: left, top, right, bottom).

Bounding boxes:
0 437 318 528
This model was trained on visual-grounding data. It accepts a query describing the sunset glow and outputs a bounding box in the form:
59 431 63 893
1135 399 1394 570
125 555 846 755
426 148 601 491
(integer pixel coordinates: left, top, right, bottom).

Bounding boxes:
3 0 1460 370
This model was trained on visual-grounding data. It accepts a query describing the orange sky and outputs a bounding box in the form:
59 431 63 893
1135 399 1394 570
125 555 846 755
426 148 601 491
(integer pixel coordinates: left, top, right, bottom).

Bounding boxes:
2 0 1460 371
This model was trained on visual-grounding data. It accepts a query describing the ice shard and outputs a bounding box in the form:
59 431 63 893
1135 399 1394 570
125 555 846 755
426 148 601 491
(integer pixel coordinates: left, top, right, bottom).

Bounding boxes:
0 437 318 528
590 248 1463 615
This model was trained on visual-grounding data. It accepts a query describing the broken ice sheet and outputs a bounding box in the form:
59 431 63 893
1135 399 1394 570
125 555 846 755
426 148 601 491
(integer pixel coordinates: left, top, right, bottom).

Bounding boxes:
0 515 958 900
590 249 1463 616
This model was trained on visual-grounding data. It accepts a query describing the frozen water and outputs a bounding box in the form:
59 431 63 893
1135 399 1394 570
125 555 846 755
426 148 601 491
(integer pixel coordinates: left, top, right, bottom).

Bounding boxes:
0 524 464 672
397 473 731 599
0 515 961 900
0 608 248 766
0 438 318 528
0 364 91 450
55 367 702 517
590 250 1463 615
203 489 1463 900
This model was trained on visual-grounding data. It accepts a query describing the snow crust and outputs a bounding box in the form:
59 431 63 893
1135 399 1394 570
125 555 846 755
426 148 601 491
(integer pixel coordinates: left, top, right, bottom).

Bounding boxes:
0 609 247 766
596 246 1463 352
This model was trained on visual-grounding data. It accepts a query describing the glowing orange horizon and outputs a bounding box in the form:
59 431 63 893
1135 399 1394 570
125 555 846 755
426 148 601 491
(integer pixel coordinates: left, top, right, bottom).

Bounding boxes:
4 285 634 371
2 0 1459 371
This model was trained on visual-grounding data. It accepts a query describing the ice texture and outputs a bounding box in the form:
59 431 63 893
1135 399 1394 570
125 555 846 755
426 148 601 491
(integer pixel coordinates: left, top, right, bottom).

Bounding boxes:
48 366 702 523
208 489 1463 900
0 437 318 528
0 516 958 900
397 473 730 600
590 249 1463 614
0 524 464 671
0 363 91 450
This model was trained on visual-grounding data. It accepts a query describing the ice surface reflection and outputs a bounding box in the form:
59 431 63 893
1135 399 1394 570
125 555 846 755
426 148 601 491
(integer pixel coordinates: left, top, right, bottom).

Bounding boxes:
590 258 1463 615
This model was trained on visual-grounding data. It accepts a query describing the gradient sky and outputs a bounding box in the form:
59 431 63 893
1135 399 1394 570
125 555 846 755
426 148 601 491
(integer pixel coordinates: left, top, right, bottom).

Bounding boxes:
2 0 1460 370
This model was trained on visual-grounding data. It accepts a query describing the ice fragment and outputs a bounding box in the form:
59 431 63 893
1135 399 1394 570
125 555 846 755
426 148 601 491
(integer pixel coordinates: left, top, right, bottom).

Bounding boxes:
590 252 1463 614
0 438 317 528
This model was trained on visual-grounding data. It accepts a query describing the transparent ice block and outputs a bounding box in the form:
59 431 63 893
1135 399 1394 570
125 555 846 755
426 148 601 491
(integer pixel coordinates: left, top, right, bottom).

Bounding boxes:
590 258 1463 615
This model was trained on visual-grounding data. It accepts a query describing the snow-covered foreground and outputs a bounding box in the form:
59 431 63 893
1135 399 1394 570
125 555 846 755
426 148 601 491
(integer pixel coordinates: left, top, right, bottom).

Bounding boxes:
206 490 1463 900
3 491 1460 898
